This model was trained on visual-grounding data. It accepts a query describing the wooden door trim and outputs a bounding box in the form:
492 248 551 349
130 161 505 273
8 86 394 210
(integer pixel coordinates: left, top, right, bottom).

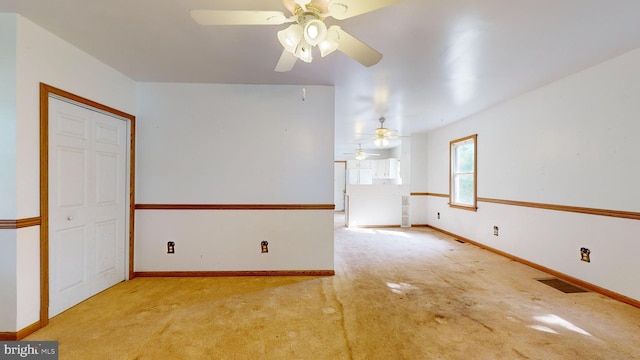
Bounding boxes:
39 83 136 327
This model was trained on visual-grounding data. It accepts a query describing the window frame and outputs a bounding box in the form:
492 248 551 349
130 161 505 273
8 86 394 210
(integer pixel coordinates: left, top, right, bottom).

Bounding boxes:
449 134 477 211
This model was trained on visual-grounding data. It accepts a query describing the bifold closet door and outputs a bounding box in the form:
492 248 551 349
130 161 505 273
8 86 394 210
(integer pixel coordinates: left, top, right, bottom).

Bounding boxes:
48 97 127 317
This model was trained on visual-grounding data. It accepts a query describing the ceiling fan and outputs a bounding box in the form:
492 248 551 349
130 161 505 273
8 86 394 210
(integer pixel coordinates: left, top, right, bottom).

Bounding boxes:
343 144 380 160
190 0 403 72
358 116 408 147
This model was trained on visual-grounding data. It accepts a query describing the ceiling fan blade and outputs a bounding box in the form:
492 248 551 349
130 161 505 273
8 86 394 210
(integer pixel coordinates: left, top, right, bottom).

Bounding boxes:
328 0 404 20
334 27 383 67
275 49 298 72
190 10 290 25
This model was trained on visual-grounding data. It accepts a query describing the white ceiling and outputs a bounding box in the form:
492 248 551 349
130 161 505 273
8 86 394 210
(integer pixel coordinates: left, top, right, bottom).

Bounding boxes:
2 0 640 157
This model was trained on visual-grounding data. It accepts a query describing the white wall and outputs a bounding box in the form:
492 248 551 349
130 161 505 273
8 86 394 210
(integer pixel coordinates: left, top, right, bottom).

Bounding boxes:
135 83 334 271
136 211 333 271
0 13 19 334
409 133 429 224
0 14 136 333
0 229 17 336
0 14 17 219
413 48 640 301
16 15 136 218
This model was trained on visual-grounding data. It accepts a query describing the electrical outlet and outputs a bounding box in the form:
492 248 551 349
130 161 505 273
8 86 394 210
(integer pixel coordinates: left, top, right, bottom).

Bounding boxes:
493 226 499 236
167 241 175 254
437 212 440 219
580 247 591 262
261 241 269 253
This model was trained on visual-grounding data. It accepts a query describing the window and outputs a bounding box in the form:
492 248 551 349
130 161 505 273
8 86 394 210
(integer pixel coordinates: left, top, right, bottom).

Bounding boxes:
450 134 477 210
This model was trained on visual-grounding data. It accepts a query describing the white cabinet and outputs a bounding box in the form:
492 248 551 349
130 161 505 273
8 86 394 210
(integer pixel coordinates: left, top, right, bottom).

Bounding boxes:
348 169 358 184
346 160 371 169
347 159 399 184
346 160 373 184
372 158 399 179
348 168 373 184
360 169 373 184
372 160 388 178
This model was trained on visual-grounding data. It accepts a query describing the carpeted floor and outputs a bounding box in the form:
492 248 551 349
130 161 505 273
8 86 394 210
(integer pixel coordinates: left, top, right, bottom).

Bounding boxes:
25 214 640 359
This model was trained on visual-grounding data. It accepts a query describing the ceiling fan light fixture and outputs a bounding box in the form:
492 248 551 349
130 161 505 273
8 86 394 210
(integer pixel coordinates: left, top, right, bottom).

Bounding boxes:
303 18 327 46
278 24 303 53
373 136 389 147
295 41 313 63
318 26 340 57
191 0 396 72
375 128 390 137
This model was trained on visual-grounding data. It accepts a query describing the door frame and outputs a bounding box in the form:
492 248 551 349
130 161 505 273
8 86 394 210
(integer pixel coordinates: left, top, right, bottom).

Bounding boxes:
39 83 136 325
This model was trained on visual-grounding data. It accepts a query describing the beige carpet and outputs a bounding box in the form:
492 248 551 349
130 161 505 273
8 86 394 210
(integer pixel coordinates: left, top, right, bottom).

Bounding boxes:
26 214 640 359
